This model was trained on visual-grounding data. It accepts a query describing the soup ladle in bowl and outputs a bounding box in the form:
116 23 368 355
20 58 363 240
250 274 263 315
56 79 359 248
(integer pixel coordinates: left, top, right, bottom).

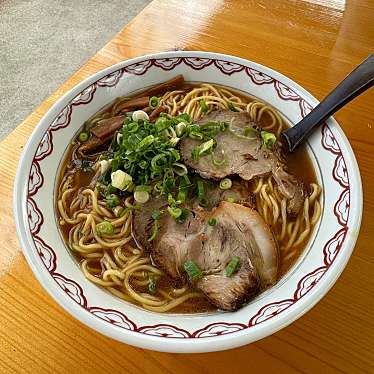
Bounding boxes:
282 53 374 152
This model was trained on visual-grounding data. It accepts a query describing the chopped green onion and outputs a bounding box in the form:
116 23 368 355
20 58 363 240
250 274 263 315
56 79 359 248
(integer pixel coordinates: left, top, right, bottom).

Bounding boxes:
148 274 157 294
227 102 239 112
189 131 204 140
151 154 167 170
167 193 176 206
132 110 149 122
111 170 133 191
175 122 187 137
113 206 124 217
98 154 109 161
174 113 191 123
169 137 180 146
96 221 114 236
78 132 89 142
167 206 182 219
149 96 159 109
191 147 200 161
135 185 152 192
192 139 215 161
172 162 188 176
183 260 203 281
199 99 208 113
119 207 131 217
208 218 217 226
175 208 190 224
261 131 277 149
219 178 232 190
127 122 139 133
177 175 190 203
162 176 175 194
244 127 259 137
200 139 215 154
134 190 149 204
106 113 222 207
138 135 155 149
148 220 159 241
151 209 161 220
197 180 208 207
227 197 236 203
169 148 180 162
105 194 120 208
211 150 226 166
225 256 241 277
155 117 170 132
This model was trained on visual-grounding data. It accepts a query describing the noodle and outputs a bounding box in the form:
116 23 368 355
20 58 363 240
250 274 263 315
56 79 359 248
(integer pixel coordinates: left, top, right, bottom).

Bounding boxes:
58 184 203 312
57 83 322 312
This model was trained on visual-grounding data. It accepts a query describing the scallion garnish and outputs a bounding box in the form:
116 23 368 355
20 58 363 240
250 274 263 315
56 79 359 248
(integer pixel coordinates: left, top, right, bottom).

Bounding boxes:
167 206 182 219
149 96 159 109
219 178 232 190
111 170 133 191
134 190 149 204
184 260 203 281
189 130 204 140
227 102 239 112
151 209 161 220
208 218 217 226
135 185 152 192
148 220 159 241
225 256 240 277
138 134 155 149
172 162 188 176
97 113 230 218
105 194 120 208
78 132 89 142
113 206 124 217
199 98 208 113
96 221 114 236
175 122 187 137
261 131 276 149
175 208 190 224
192 139 215 161
177 175 190 203
244 127 259 137
211 149 226 166
169 137 180 146
197 180 208 207
148 274 157 294
127 122 139 133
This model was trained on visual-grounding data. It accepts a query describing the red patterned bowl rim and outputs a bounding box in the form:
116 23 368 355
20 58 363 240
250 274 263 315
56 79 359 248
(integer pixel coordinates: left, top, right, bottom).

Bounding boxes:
13 51 363 353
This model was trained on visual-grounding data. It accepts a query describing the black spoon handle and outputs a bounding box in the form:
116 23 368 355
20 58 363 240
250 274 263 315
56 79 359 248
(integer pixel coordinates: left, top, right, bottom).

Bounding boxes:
282 53 374 152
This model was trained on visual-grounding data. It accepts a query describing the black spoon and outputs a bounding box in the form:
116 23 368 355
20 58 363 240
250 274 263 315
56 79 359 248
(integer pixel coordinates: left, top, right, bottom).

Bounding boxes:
282 53 374 152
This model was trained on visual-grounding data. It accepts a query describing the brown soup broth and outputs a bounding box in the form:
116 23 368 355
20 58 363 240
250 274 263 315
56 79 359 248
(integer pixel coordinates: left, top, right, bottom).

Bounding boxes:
57 83 319 313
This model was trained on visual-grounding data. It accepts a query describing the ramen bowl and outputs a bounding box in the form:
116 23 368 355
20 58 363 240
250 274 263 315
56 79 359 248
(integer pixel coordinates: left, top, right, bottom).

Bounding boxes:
13 51 362 353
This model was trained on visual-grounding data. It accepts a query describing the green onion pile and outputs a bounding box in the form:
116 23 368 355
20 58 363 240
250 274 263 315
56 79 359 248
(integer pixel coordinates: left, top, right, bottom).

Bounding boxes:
96 111 229 226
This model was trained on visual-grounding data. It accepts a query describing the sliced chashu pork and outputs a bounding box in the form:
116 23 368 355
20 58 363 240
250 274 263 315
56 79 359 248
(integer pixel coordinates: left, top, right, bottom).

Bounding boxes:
151 202 279 311
132 180 253 251
180 110 305 215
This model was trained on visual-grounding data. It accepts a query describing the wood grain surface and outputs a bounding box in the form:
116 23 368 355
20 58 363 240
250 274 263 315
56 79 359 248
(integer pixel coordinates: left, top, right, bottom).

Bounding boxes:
1 0 373 372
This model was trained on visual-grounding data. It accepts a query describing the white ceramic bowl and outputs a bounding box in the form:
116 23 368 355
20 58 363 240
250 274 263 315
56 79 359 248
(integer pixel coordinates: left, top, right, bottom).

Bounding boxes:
14 51 362 353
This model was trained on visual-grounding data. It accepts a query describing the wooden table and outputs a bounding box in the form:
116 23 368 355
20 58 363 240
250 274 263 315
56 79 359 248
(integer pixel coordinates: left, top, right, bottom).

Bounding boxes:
1 0 373 372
